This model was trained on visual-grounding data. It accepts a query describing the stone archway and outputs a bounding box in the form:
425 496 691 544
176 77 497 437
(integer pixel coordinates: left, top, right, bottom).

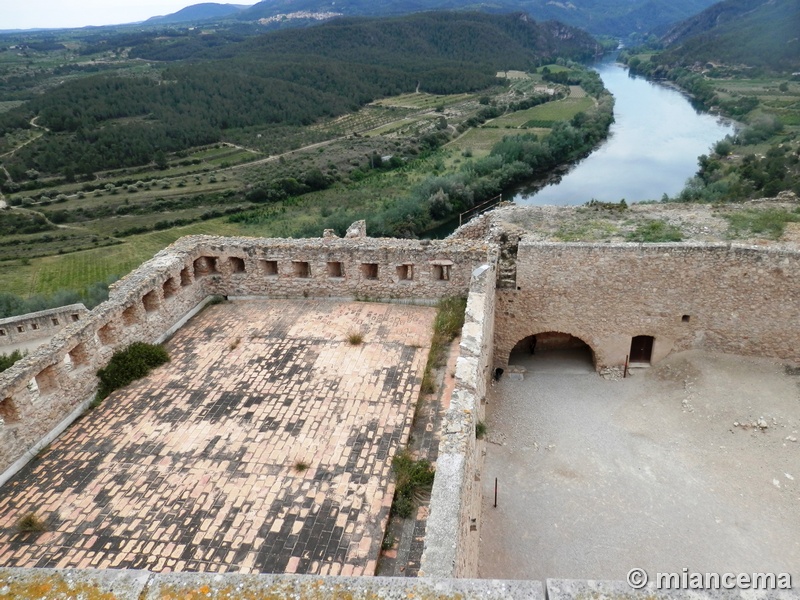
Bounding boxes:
507 331 596 376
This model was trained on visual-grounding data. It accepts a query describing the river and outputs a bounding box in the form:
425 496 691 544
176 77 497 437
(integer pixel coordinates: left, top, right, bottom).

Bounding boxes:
513 57 735 206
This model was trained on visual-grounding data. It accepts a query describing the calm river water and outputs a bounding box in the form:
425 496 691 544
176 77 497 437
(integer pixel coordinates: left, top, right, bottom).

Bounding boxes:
513 57 735 205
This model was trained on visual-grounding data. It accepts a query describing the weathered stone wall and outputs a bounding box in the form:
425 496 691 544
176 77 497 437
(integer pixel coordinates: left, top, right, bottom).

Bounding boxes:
420 262 496 578
495 242 800 369
0 233 492 480
0 248 209 482
0 304 88 348
0 567 545 599
178 235 491 300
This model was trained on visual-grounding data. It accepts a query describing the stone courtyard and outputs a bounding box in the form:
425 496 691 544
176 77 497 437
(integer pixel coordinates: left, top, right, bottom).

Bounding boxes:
0 299 435 576
479 349 800 581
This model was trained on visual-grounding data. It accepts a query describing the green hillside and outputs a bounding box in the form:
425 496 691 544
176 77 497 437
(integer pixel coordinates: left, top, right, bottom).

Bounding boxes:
235 0 720 37
659 0 800 71
0 12 599 180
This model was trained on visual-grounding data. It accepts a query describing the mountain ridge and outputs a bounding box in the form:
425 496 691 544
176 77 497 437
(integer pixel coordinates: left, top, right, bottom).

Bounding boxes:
659 0 800 70
145 3 251 25
144 0 721 36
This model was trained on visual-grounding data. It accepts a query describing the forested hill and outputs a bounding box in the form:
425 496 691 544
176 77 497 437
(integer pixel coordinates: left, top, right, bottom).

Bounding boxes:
0 12 599 178
658 0 799 71
233 0 720 37
145 3 248 25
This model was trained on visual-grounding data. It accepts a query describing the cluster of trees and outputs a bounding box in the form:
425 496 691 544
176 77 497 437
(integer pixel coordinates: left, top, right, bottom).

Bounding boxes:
0 12 599 180
679 135 800 203
0 211 55 236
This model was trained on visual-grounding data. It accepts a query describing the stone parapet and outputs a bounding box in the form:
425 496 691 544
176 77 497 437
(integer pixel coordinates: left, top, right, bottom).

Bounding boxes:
420 262 496 578
0 232 494 486
0 568 546 599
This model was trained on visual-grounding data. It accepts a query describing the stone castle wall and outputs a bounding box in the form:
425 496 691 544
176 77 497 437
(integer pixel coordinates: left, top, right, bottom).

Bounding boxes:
0 234 492 479
0 305 88 348
494 241 800 369
1 231 799 587
420 262 496 578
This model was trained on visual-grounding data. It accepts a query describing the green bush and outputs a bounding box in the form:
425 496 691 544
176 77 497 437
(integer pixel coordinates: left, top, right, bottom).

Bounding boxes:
626 220 683 242
0 349 26 373
95 342 169 403
391 450 435 519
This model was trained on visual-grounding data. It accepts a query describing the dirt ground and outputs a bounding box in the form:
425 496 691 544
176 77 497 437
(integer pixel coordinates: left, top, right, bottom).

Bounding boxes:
478 349 800 581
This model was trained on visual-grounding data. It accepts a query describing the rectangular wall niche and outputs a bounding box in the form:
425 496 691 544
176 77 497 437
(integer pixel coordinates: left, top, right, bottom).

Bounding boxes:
397 264 413 281
293 261 310 278
432 261 452 281
261 260 278 276
98 323 116 346
229 257 246 274
361 263 379 280
163 277 180 299
122 305 138 327
35 365 58 396
0 397 20 424
68 343 90 369
180 267 192 287
142 290 160 312
327 262 344 278
193 256 218 278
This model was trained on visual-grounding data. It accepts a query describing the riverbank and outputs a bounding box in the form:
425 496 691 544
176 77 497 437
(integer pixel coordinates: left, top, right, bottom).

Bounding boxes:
513 57 734 205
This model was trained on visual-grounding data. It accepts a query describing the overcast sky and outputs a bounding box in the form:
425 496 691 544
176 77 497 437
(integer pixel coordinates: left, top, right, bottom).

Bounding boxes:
4 1 253 30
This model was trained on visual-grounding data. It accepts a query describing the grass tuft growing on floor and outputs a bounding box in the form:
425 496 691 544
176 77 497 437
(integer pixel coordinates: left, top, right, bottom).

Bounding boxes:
419 297 467 394
391 450 435 519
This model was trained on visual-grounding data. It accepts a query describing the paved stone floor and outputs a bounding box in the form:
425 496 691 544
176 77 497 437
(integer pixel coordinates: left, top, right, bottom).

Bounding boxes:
0 299 435 575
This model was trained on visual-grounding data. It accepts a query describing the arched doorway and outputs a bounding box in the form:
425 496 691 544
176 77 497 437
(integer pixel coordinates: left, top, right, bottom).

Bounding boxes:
508 331 595 375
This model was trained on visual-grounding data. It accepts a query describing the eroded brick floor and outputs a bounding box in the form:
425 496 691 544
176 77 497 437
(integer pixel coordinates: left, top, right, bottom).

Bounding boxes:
0 299 435 575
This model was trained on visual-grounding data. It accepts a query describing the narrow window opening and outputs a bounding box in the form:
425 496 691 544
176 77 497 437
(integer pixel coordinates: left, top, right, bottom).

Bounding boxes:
433 264 451 281
682 315 691 323
31 323 39 331
51 318 59 326
0 329 6 337
71 314 80 322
